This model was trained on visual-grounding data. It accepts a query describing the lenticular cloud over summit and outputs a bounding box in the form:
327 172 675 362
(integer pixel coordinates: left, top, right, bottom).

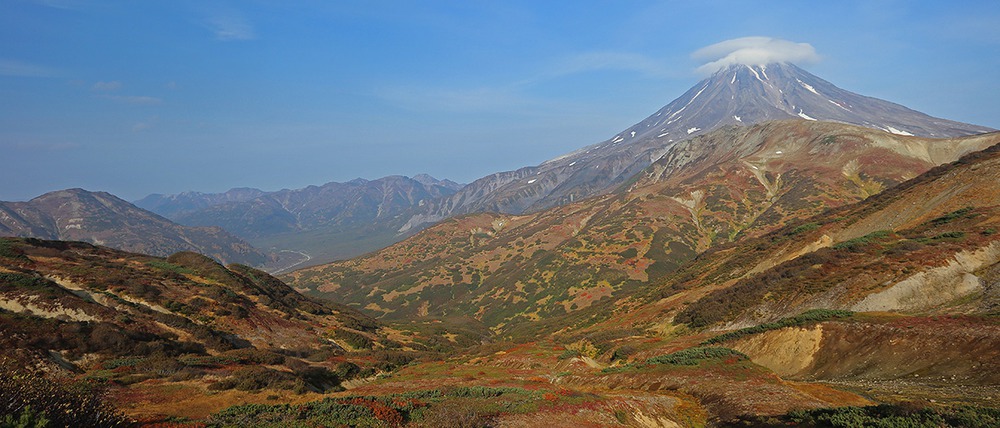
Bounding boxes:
693 37 820 75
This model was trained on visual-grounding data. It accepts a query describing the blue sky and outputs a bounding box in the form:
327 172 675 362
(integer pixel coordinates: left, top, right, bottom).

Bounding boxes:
2 0 999 201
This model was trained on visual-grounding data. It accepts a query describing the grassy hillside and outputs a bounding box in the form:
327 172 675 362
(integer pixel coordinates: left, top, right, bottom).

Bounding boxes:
287 122 1000 330
5 129 1000 426
0 238 467 423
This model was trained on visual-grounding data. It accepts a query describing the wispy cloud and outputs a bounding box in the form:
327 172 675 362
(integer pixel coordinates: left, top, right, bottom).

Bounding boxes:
692 37 820 75
0 59 60 77
102 95 162 105
91 81 122 91
206 14 255 41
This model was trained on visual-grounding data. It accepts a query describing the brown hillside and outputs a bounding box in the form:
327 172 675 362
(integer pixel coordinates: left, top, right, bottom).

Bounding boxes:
287 121 1000 329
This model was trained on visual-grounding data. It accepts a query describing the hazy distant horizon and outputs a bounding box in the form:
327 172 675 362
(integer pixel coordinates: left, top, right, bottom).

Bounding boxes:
3 1 999 201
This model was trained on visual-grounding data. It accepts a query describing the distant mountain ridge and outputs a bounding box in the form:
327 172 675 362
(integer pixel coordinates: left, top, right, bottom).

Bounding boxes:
133 187 268 220
137 174 464 267
140 63 995 268
0 188 268 266
287 121 1000 326
399 62 995 232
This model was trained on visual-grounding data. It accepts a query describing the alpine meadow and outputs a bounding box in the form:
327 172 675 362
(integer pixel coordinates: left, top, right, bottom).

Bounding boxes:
3 2 1000 427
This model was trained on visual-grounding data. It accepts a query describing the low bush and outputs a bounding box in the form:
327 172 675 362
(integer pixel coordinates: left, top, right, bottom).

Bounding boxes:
917 231 966 244
0 240 28 261
144 260 194 275
558 349 581 360
208 366 298 392
208 386 548 427
0 359 130 427
604 347 747 373
789 222 820 235
930 207 974 225
333 329 374 350
734 403 1000 427
334 361 361 381
610 345 636 361
702 309 853 345
644 347 747 366
833 230 892 251
445 386 534 398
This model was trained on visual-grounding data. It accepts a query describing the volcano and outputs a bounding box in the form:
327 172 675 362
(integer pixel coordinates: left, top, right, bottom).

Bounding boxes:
402 62 994 231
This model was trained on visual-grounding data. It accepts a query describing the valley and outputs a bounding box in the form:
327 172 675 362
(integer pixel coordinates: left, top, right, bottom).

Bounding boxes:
287 121 1000 328
4 129 999 427
3 56 1000 427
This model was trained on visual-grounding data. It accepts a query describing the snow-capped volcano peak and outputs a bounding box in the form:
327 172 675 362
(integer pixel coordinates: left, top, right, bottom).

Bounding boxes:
692 36 820 75
617 61 993 144
401 61 995 231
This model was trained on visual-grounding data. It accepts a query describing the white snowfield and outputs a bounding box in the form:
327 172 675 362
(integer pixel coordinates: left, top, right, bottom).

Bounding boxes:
884 125 915 136
796 78 819 95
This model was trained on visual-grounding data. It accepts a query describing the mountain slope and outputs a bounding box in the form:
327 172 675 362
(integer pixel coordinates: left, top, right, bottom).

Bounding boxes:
401 63 994 232
0 237 420 420
278 138 1000 424
0 238 379 355
659 141 1000 329
287 121 1000 328
545 136 1000 337
134 187 267 219
536 140 1000 408
137 175 464 267
0 189 268 266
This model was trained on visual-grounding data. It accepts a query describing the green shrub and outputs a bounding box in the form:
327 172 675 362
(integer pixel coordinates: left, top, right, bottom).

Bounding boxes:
340 315 380 333
294 366 342 393
604 347 748 373
209 395 416 427
702 309 853 345
1 405 49 428
558 349 581 360
932 231 966 241
0 240 28 261
930 207 974 225
0 359 129 427
790 222 820 235
445 386 533 398
334 362 361 381
415 399 497 428
833 230 892 250
644 347 747 366
333 329 374 350
210 366 298 392
144 260 194 275
102 357 144 370
737 403 1000 428
0 273 65 298
610 345 636 362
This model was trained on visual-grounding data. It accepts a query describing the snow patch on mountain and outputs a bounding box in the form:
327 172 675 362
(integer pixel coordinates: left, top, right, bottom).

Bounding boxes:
797 79 818 95
884 125 915 136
